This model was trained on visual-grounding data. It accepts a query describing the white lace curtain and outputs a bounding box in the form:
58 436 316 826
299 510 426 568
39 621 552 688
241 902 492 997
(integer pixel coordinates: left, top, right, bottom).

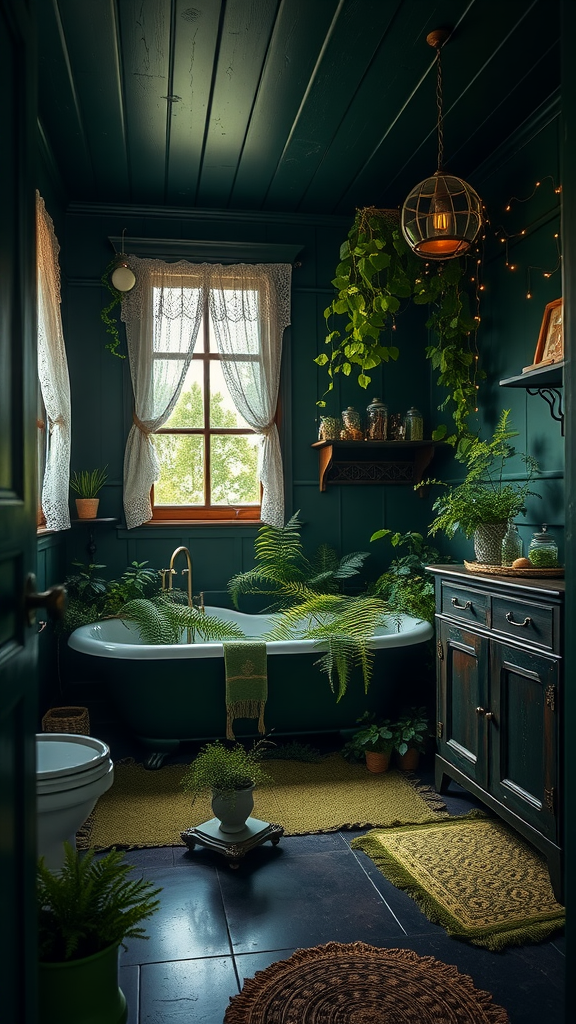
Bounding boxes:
36 192 71 531
121 257 291 529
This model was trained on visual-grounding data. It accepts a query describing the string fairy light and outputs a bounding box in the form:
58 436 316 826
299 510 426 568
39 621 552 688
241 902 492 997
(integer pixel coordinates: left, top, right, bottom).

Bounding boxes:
495 175 562 298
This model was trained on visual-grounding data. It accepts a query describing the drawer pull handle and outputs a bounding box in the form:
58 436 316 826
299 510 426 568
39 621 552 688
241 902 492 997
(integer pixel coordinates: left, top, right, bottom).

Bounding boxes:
476 707 495 721
451 597 472 610
505 612 532 627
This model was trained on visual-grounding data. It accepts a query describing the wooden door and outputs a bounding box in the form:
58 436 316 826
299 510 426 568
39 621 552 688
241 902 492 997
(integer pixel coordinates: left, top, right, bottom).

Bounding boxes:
490 642 559 843
436 620 490 788
0 1 38 1021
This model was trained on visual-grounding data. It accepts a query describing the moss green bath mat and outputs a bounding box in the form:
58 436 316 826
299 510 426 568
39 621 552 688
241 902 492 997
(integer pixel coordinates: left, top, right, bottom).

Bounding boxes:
352 814 565 951
77 754 446 850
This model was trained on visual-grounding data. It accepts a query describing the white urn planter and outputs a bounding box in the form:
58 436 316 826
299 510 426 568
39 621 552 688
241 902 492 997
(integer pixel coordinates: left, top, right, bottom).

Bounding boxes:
211 785 255 833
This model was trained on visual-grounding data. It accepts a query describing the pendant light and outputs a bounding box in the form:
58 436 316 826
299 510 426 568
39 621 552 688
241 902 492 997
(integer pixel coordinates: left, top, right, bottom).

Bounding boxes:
401 29 483 260
110 230 136 292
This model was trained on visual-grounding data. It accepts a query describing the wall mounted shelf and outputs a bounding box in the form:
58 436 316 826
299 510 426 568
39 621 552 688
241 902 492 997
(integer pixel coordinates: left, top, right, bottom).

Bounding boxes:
499 361 564 435
311 440 444 495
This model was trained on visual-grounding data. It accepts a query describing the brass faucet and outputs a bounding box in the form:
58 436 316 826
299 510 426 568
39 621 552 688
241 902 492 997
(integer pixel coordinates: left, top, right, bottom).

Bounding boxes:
159 546 193 643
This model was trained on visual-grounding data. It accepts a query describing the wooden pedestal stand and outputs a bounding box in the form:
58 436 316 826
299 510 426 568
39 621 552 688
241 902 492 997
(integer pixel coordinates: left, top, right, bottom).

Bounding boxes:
180 817 284 868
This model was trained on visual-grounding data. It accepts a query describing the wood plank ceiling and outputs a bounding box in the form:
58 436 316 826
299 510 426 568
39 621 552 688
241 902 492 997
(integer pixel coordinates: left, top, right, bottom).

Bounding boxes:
37 0 560 215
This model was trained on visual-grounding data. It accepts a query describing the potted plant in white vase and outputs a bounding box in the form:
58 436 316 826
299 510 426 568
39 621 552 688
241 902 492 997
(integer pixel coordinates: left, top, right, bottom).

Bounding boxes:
180 740 272 833
423 410 540 565
38 843 161 1024
70 466 108 520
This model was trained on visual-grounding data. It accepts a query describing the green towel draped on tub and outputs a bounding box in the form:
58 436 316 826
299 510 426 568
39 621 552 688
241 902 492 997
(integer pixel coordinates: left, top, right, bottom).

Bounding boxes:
223 641 268 740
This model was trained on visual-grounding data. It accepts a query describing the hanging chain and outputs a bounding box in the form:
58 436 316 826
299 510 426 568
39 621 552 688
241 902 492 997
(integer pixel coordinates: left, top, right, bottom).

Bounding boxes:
435 44 444 172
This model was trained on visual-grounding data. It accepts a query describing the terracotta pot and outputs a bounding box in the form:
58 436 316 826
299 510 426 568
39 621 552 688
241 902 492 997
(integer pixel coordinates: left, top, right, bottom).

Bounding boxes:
211 784 255 833
75 498 100 519
395 748 420 771
365 750 391 773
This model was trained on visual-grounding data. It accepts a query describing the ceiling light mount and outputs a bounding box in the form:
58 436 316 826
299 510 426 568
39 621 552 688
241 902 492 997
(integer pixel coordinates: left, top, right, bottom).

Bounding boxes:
401 28 483 261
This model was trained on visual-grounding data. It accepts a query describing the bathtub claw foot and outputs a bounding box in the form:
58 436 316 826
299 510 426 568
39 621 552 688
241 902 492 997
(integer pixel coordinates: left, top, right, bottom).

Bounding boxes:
144 751 169 770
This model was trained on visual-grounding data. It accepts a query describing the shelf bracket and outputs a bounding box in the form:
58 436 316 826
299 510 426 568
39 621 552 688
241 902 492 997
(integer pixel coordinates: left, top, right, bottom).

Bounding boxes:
526 387 564 436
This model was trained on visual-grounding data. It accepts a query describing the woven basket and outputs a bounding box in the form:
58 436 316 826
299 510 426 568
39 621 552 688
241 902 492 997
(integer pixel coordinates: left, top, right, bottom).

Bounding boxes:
41 706 90 735
464 560 564 579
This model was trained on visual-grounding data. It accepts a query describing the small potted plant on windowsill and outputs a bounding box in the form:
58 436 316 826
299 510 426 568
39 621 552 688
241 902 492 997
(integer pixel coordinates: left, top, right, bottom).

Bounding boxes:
342 713 394 773
392 707 429 771
180 740 273 833
70 466 108 520
38 843 161 1024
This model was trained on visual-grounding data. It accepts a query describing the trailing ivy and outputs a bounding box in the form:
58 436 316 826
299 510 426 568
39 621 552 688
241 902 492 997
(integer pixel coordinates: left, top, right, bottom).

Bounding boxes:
100 258 126 359
318 207 483 442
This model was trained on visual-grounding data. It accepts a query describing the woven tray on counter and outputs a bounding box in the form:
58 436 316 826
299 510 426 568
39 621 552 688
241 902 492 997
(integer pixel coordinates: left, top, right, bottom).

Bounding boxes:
464 559 564 578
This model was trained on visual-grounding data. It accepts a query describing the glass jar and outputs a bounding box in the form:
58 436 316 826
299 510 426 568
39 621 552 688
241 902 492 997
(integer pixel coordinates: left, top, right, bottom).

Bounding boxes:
341 406 363 440
528 524 559 568
365 398 387 440
404 407 423 441
501 523 523 566
318 415 342 441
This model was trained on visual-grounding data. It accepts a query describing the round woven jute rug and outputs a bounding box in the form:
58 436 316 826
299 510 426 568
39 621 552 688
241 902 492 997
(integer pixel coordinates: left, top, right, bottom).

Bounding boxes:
224 942 509 1023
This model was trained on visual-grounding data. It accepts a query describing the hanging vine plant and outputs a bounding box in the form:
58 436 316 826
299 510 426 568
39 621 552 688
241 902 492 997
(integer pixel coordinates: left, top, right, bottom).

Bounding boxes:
100 257 126 359
316 206 483 442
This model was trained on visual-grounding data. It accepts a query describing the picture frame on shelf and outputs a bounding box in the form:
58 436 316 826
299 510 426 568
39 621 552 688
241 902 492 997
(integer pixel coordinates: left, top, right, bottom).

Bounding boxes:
523 298 563 373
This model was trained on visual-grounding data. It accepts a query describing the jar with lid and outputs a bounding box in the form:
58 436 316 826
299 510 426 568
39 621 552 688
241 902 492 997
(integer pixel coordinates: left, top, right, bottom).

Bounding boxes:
403 407 423 441
365 397 387 440
528 524 559 568
501 522 523 566
341 406 363 440
318 415 342 441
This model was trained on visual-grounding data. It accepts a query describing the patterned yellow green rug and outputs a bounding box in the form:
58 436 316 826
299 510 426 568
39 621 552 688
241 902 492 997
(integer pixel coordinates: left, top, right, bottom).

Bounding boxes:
77 754 447 850
352 814 565 951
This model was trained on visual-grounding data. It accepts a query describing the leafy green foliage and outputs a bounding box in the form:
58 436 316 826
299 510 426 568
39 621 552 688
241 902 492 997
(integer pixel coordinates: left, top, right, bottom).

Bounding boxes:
424 410 540 539
69 466 108 498
180 740 273 795
37 844 161 962
228 512 369 610
392 706 429 756
100 258 126 358
319 207 483 440
342 712 394 761
118 593 247 645
58 561 160 635
369 530 445 624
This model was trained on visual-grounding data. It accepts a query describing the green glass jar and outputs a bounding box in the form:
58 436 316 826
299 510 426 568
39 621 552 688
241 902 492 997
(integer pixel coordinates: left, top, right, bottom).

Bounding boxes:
404 407 423 441
528 524 559 568
501 523 523 566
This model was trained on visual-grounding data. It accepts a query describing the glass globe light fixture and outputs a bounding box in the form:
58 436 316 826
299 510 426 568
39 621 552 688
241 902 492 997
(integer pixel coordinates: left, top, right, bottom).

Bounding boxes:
110 257 136 292
401 29 483 261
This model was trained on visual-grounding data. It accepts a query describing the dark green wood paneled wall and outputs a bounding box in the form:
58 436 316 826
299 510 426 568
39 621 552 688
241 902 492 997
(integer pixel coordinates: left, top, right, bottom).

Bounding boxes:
59 204 440 600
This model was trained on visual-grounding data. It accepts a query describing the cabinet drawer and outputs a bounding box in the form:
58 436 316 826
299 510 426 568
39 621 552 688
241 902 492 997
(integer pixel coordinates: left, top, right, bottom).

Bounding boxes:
491 596 554 651
441 584 489 626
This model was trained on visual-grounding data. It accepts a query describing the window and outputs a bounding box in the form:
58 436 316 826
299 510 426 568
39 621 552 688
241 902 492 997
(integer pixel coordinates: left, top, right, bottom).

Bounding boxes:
122 258 290 530
151 285 264 520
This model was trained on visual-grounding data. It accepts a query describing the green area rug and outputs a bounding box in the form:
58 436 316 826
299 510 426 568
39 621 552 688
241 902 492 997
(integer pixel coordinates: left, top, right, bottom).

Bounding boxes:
352 814 565 951
77 754 447 850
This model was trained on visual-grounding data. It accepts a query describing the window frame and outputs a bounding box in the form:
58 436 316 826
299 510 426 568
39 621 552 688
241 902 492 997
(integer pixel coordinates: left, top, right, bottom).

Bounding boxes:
149 277 276 523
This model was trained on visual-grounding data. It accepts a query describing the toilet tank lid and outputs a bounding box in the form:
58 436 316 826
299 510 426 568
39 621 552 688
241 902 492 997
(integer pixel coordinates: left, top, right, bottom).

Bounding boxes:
36 733 111 778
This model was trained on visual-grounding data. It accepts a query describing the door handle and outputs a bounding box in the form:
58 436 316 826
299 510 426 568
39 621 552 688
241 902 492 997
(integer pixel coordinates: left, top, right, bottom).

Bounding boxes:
451 597 472 610
505 611 532 627
24 574 66 627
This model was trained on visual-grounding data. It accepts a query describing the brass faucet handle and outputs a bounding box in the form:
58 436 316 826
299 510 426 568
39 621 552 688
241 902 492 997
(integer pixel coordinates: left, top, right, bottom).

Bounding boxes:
181 567 190 576
159 569 168 590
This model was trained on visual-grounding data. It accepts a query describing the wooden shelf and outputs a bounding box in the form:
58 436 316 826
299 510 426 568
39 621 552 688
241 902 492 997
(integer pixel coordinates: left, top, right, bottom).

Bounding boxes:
499 361 564 434
499 361 563 388
311 440 444 495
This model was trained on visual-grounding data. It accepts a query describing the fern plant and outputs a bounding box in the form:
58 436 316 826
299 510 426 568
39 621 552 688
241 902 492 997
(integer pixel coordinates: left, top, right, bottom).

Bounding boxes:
117 593 247 645
424 410 540 539
38 844 161 962
228 511 369 610
369 530 446 624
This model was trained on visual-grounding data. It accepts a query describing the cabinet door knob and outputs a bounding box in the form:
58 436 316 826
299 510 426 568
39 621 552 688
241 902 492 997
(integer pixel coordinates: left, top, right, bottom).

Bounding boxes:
505 611 532 627
451 597 472 610
475 706 494 721
475 706 487 715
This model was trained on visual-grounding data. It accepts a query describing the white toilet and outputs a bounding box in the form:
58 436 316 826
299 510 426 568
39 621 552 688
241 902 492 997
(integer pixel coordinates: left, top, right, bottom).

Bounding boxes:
36 733 114 870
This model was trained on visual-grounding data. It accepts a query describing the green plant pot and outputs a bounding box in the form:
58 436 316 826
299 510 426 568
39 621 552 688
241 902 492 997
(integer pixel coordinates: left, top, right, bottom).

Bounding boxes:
38 942 127 1024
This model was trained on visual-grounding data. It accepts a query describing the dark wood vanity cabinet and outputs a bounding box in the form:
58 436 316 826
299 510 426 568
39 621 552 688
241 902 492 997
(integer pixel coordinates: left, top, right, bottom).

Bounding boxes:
427 565 564 901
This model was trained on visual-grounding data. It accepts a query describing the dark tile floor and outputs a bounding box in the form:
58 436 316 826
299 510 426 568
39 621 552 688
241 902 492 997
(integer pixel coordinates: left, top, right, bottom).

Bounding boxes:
100 734 565 1024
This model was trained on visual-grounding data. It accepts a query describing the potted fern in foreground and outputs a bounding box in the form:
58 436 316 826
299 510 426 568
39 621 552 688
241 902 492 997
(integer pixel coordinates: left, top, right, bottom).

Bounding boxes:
38 843 161 1024
181 740 272 833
